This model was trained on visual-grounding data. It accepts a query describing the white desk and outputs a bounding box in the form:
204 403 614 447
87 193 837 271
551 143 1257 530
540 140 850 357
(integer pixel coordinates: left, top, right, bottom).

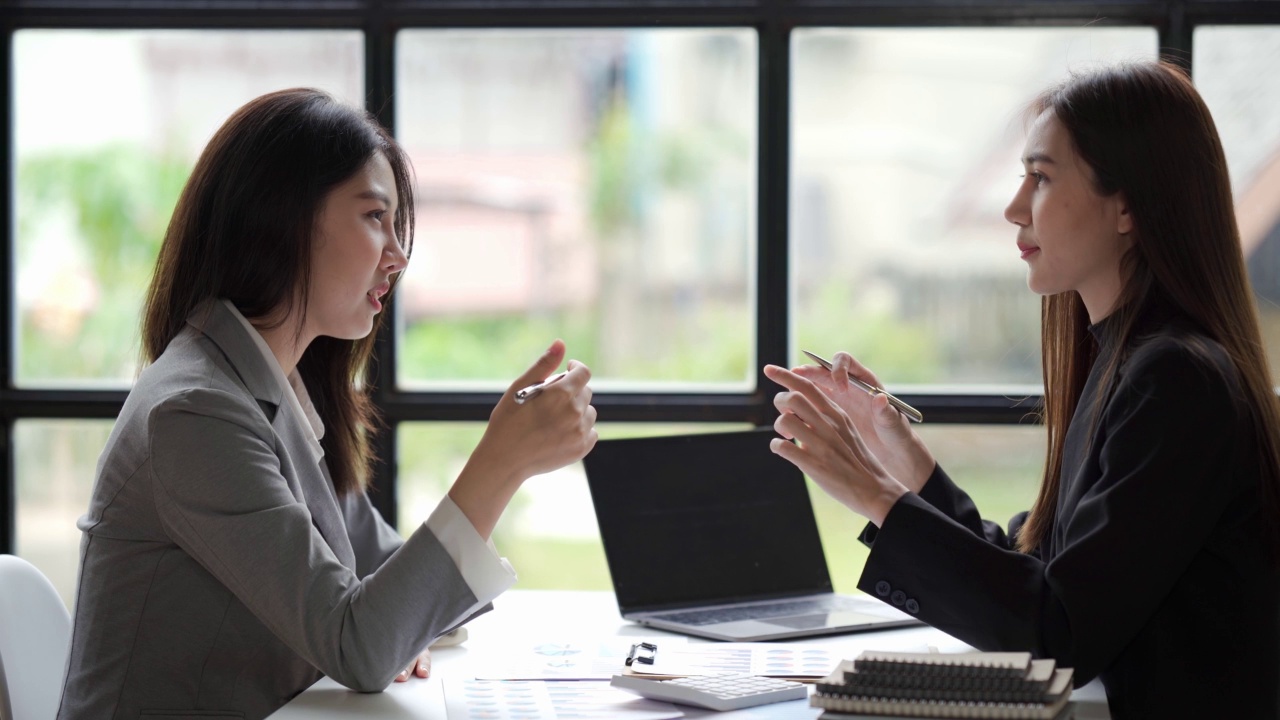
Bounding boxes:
269 590 1112 719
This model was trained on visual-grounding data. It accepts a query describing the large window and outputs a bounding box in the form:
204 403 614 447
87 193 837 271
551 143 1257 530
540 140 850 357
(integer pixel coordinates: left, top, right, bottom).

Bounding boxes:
13 30 363 387
395 29 757 390
1194 25 1280 382
13 420 112 604
5 3 1279 608
791 28 1157 386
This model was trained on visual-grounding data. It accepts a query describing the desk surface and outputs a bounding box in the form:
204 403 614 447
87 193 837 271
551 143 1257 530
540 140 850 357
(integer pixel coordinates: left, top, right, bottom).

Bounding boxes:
269 590 1111 719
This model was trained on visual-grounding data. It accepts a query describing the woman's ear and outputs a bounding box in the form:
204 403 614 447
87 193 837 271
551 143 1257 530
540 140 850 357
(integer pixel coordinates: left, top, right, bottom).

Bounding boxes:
1115 193 1134 236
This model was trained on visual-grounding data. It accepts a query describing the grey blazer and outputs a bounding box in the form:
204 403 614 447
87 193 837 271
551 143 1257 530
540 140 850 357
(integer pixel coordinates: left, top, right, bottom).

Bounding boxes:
58 300 484 720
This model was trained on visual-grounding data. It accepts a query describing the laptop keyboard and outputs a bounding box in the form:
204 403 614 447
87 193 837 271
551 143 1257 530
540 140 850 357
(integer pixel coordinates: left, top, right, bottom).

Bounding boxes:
651 597 866 627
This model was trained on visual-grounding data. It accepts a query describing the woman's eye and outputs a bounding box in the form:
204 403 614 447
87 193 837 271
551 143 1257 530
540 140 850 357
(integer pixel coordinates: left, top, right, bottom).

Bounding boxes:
368 210 386 222
1019 172 1045 186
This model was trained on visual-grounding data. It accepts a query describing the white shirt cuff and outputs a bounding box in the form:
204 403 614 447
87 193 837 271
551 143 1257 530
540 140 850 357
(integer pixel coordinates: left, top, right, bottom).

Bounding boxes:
425 494 517 628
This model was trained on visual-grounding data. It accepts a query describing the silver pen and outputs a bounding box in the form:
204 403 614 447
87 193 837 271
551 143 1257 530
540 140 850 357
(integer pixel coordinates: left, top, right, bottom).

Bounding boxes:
801 350 924 423
514 371 568 404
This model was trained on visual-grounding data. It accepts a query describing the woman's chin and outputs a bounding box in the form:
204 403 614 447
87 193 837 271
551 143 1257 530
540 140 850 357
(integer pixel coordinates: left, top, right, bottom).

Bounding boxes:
1025 273 1059 298
324 322 376 342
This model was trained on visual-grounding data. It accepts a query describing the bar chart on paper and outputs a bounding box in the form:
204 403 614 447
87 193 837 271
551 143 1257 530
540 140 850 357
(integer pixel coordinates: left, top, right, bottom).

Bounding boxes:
444 679 682 720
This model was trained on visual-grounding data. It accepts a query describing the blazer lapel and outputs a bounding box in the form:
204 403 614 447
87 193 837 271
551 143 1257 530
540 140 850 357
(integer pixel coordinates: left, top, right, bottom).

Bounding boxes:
187 300 358 572
187 300 284 413
271 396 358 571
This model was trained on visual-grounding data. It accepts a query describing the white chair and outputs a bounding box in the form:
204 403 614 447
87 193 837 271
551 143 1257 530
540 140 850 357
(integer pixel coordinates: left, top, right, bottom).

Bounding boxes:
0 555 72 720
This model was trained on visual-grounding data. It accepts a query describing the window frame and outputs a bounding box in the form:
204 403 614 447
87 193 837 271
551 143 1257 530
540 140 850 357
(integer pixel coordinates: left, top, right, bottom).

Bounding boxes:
5 0 1280 550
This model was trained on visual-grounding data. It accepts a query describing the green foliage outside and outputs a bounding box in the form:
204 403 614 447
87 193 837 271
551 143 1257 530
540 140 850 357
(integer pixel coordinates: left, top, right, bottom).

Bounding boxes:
586 92 638 239
398 301 753 386
794 281 943 382
16 145 187 384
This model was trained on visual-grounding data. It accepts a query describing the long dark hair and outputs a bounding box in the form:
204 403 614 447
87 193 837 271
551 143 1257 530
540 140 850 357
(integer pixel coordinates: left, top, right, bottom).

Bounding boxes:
1018 60 1280 555
142 88 415 496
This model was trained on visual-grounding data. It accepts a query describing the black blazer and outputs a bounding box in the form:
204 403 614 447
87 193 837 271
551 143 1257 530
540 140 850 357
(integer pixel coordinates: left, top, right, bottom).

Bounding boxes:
857 307 1280 718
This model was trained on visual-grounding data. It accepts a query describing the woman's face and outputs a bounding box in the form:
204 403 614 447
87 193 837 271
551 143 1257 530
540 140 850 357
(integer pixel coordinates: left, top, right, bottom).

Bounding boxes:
306 152 408 341
1004 110 1134 321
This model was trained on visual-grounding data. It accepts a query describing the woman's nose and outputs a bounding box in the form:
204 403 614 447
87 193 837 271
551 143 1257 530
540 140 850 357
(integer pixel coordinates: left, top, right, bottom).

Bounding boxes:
383 235 409 272
1004 184 1030 227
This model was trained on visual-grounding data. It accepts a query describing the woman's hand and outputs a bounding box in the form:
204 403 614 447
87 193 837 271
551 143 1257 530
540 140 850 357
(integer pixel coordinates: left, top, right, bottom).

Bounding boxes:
449 340 598 539
394 649 431 682
764 364 909 527
481 339 598 480
789 352 935 493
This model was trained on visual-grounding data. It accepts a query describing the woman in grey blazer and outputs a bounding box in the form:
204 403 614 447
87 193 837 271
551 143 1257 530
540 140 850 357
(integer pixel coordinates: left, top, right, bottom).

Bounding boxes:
57 88 598 720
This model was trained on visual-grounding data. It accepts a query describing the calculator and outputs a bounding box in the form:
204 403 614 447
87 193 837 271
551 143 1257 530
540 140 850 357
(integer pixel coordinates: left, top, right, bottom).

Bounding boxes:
610 673 808 711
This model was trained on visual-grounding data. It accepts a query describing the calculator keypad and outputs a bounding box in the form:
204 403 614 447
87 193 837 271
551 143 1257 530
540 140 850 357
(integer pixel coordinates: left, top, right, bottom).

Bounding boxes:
610 673 808 711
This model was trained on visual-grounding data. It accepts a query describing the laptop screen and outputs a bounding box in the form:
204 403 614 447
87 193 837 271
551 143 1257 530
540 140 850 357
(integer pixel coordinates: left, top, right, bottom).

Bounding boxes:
583 427 834 614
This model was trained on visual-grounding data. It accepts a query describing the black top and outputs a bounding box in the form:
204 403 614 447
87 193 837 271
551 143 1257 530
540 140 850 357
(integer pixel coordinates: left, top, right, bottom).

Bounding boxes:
858 305 1280 718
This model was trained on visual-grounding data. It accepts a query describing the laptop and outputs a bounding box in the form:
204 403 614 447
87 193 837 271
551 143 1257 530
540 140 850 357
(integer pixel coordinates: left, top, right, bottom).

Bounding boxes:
582 427 922 642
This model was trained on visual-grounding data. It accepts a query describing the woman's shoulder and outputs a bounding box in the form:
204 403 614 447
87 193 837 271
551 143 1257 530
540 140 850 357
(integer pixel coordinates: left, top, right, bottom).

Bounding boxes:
1119 317 1242 406
129 326 270 431
87 327 276 530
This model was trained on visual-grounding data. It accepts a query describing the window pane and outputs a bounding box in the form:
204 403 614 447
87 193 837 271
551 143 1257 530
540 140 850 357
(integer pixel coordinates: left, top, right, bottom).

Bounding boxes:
791 28 1157 389
13 417 1046 604
399 422 1041 593
14 420 115 608
1193 26 1280 383
395 29 757 390
398 422 751 590
13 30 363 387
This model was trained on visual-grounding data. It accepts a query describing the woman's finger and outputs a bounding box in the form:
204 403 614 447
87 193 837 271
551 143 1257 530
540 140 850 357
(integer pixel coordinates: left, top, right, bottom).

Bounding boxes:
765 365 842 417
394 651 432 682
791 363 840 388
558 361 592 394
772 391 822 434
772 382 840 434
770 436 813 474
507 340 568 395
770 437 836 488
527 364 589 405
833 351 882 390
772 398 797 440
770 426 848 497
774 395 845 457
870 392 910 434
773 410 813 446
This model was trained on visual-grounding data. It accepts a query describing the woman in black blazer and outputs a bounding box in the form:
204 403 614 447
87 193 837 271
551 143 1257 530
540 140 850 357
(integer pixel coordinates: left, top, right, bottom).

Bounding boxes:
766 61 1280 717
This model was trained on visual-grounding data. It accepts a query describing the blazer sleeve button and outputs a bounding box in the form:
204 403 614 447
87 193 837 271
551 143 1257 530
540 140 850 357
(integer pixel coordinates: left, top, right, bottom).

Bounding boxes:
875 580 892 597
889 590 907 607
905 598 920 614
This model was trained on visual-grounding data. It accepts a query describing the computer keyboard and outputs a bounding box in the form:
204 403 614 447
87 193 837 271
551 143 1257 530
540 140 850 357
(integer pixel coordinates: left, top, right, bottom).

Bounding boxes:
652 597 863 626
611 673 808 711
